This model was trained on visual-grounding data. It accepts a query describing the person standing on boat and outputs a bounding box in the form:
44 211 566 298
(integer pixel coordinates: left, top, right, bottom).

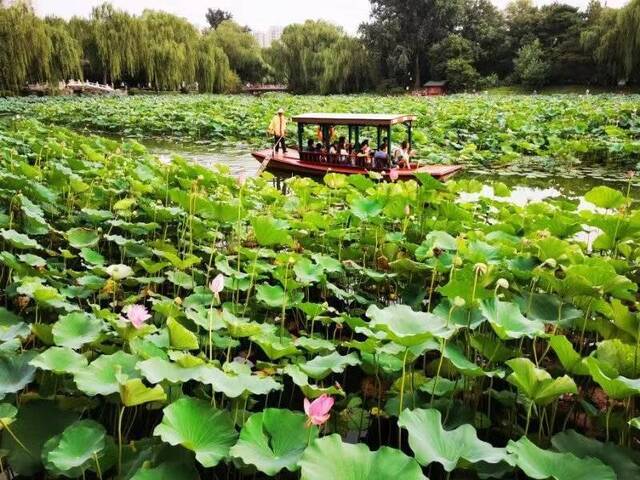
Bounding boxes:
268 108 288 153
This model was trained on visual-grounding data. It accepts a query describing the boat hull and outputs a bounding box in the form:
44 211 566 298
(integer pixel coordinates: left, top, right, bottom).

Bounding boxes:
251 149 463 181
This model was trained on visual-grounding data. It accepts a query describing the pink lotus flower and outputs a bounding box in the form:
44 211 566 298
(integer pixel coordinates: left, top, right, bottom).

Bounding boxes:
126 304 151 329
389 168 399 182
304 394 334 426
209 274 225 295
237 173 247 186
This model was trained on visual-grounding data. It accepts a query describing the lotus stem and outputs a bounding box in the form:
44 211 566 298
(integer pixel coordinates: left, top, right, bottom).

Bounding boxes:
398 347 409 449
0 421 33 458
117 405 125 476
93 452 103 480
524 402 533 436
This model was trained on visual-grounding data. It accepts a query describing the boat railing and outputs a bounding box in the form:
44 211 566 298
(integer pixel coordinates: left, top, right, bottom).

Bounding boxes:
300 151 371 168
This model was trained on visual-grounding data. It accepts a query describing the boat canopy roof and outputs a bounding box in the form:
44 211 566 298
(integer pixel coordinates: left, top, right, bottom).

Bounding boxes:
292 113 417 127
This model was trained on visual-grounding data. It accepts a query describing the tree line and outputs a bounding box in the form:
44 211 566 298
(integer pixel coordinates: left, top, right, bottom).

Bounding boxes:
2 0 640 95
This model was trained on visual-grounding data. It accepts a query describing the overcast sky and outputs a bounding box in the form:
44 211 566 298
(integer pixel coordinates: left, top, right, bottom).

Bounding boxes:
32 0 630 33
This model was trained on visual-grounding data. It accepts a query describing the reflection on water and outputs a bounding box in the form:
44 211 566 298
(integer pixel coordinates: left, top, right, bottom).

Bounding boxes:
146 140 640 200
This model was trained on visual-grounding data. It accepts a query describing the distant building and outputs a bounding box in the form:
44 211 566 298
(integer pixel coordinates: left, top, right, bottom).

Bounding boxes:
252 26 284 48
417 81 448 96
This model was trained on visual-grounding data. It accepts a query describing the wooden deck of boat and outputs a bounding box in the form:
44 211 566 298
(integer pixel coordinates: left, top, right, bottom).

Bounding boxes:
251 149 463 181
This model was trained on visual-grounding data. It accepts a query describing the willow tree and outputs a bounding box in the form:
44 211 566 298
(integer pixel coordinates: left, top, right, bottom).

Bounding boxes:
0 1 50 92
269 21 345 93
140 10 198 91
92 3 142 84
581 2 624 83
45 17 83 83
616 0 640 81
196 32 238 93
320 37 375 94
215 21 268 82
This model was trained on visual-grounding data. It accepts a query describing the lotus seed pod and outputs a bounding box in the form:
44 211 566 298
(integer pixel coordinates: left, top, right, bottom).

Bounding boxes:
497 278 509 290
474 263 488 275
453 296 466 308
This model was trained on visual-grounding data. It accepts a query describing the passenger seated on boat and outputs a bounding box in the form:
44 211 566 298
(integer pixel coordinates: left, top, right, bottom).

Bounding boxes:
374 139 389 169
393 141 413 168
317 143 327 162
306 139 316 151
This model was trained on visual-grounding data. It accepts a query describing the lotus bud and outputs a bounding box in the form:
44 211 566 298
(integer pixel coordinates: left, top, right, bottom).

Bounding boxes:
496 278 509 290
627 170 636 179
174 296 183 305
404 204 411 216
474 263 488 276
453 256 463 267
288 256 296 265
453 296 466 308
237 173 247 186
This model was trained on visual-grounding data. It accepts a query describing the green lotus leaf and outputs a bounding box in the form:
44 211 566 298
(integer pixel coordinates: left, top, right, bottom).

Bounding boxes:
549 336 589 375
2 400 78 476
294 257 324 284
0 403 17 429
138 357 203 384
226 315 269 338
398 408 506 471
167 317 199 350
230 408 318 475
0 307 30 342
415 231 458 259
298 351 360 380
120 378 167 407
154 397 238 468
0 229 42 250
480 299 545 340
130 462 200 480
585 356 640 399
166 270 195 290
584 185 625 209
506 358 577 405
516 293 582 327
30 347 88 374
295 336 336 353
251 216 291 246
565 260 637 301
43 419 106 477
74 351 140 396
552 430 640 479
52 312 103 350
350 197 385 221
324 173 348 189
299 434 426 480
199 362 282 398
311 253 342 273
507 437 615 480
251 333 299 360
18 253 46 267
596 339 640 377
0 351 37 398
66 228 100 249
283 364 345 399
256 283 300 308
366 304 457 346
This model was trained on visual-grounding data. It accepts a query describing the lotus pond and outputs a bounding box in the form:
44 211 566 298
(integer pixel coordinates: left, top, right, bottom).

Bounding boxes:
1 96 640 479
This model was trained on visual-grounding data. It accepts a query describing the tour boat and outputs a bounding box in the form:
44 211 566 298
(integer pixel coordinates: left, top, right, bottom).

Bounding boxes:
251 113 463 181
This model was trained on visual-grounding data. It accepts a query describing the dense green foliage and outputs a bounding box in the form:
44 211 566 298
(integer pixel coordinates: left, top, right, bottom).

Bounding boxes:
1 116 640 478
4 0 640 94
2 93 640 167
0 1 242 94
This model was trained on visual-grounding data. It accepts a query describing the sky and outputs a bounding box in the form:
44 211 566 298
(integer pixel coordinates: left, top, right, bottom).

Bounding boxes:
32 0 631 34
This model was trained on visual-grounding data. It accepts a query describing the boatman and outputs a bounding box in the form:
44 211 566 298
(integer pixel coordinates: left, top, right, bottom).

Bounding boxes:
268 108 288 153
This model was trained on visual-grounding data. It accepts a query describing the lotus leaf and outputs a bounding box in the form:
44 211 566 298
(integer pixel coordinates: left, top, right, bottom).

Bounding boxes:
366 304 457 346
299 434 426 480
30 347 88 374
398 408 506 471
230 408 317 475
52 312 103 349
506 437 616 480
154 397 238 468
506 358 577 405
